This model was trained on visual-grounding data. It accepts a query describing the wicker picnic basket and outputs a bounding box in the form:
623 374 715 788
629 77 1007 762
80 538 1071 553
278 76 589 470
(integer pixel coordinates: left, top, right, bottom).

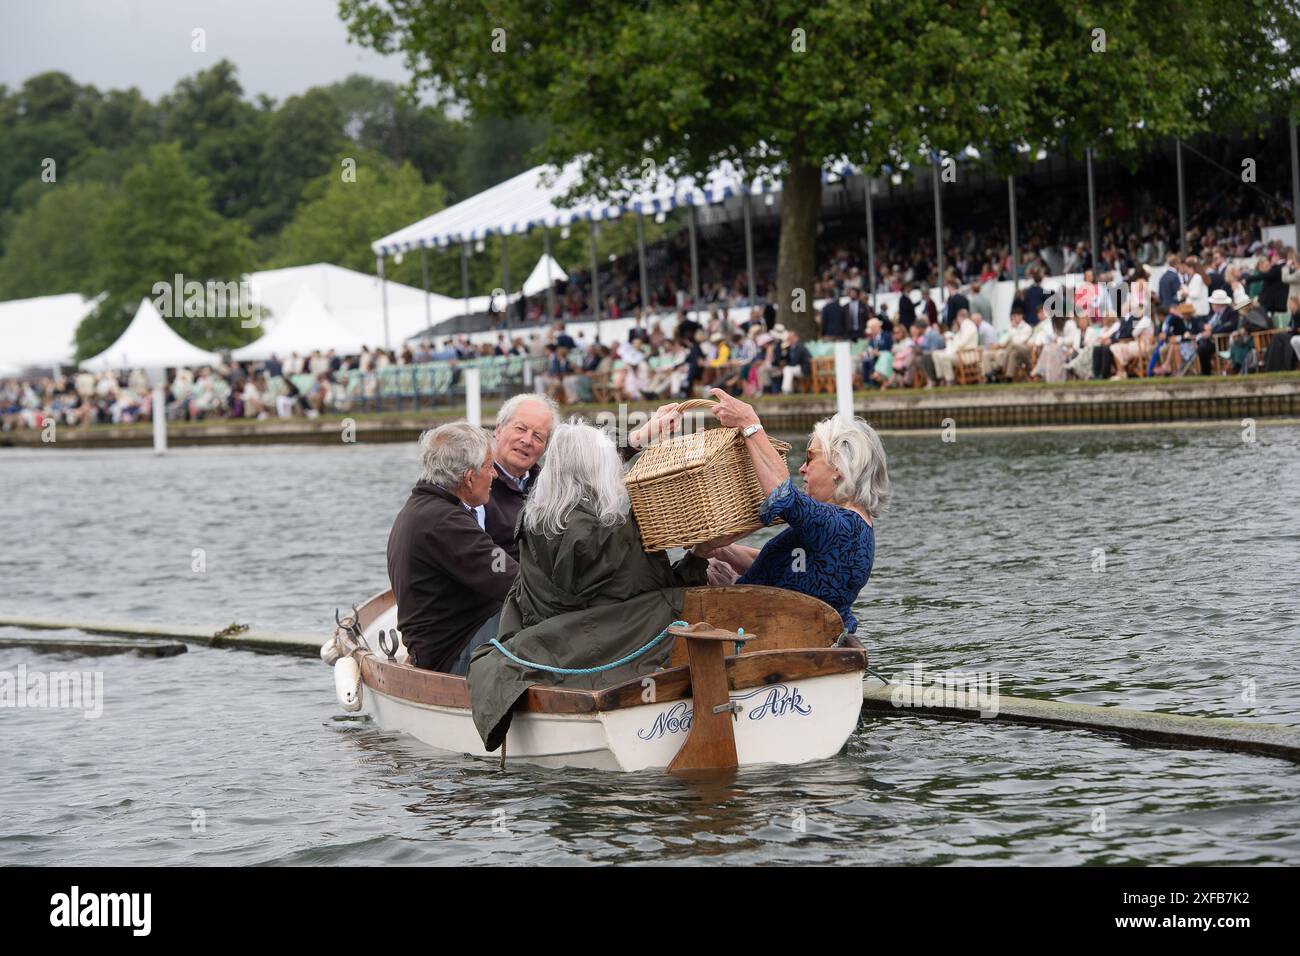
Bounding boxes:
625 399 791 552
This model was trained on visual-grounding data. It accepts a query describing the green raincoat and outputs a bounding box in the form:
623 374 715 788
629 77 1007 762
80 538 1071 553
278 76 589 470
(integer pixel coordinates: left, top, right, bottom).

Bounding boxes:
467 502 709 751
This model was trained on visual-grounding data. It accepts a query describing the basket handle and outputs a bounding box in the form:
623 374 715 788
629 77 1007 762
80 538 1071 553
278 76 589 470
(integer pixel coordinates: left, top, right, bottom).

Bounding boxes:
675 398 719 413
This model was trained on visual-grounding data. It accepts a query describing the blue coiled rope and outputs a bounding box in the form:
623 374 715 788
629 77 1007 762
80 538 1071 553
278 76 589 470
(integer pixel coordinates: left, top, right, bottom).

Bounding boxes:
489 620 689 675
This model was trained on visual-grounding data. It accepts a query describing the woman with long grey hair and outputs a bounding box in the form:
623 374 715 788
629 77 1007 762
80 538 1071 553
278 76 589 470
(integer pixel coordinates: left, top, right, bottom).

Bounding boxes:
467 419 709 752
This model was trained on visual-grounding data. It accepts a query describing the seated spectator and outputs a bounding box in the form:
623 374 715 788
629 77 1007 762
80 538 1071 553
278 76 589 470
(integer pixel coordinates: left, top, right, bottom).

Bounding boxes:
779 329 812 394
1155 302 1195 376
862 318 895 387
386 422 518 676
306 372 332 416
982 305 1034 380
913 317 945 384
1195 289 1238 374
242 375 270 418
1031 311 1082 383
930 308 979 385
1108 305 1146 379
1068 313 1107 380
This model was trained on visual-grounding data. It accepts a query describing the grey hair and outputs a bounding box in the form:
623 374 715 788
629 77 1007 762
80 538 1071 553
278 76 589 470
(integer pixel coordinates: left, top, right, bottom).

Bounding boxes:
523 420 629 537
810 415 891 520
418 421 491 488
496 392 560 433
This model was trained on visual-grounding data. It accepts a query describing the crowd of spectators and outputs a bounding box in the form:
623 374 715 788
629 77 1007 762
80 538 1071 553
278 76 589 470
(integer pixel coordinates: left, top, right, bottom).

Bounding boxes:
8 176 1300 431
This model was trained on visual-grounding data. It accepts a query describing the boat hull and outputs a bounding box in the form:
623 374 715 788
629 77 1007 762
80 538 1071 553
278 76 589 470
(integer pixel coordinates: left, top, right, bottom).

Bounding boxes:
331 585 866 772
361 670 864 772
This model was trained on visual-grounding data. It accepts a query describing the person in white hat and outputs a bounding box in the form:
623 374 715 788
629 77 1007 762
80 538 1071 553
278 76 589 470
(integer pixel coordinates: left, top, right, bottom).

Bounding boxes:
1193 289 1238 375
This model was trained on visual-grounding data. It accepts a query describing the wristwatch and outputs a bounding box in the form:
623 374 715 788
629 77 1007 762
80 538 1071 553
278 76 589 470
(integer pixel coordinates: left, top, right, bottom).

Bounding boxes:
741 423 764 439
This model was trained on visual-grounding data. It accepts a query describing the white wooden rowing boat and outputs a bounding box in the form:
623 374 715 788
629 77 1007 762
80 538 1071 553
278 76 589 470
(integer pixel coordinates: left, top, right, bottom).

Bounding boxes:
322 585 866 772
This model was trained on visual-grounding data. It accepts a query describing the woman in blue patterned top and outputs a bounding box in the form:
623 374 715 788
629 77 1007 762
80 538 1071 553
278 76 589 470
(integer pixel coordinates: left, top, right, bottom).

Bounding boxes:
690 388 889 634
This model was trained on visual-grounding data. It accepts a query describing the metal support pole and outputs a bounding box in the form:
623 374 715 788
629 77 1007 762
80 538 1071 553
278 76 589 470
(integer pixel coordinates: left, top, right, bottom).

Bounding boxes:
743 193 756 307
543 226 556 321
1008 175 1019 292
1289 115 1299 234
637 211 651 326
688 203 701 321
865 176 878 311
589 220 601 341
1086 148 1098 272
377 254 390 351
461 241 470 319
932 158 945 296
420 246 431 336
1176 138 1187 258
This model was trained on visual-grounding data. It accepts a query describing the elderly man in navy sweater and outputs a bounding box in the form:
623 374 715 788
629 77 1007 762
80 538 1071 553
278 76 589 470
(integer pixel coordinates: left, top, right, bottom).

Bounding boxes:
482 394 559 562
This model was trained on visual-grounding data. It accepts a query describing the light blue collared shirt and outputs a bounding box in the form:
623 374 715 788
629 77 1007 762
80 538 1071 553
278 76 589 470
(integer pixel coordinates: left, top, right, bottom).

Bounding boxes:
495 462 530 493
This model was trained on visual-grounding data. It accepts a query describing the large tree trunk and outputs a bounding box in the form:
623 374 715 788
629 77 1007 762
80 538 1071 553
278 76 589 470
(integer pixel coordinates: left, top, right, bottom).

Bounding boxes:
776 161 822 340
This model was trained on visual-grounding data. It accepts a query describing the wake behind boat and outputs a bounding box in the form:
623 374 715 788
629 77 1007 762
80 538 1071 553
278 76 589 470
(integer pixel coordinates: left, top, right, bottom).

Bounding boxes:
322 584 866 772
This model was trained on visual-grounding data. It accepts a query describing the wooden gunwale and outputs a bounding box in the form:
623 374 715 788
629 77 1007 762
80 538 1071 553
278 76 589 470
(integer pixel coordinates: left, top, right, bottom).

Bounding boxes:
351 643 866 715
340 585 864 717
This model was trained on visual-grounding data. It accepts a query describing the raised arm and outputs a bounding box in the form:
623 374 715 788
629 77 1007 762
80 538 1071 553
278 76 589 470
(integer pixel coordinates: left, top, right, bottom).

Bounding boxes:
707 388 788 495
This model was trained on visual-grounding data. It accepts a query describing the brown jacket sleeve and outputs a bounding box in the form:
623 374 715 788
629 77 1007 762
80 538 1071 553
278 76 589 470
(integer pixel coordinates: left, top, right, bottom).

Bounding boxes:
429 510 519 601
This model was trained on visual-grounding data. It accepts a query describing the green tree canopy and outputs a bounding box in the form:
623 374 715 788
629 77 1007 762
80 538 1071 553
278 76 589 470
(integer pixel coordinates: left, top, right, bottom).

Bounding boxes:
158 60 270 223
76 142 256 359
0 180 115 301
272 152 447 284
341 0 1300 337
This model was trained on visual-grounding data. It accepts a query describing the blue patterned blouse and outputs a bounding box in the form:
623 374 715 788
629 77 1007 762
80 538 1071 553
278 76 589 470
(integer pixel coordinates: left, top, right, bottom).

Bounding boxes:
737 478 875 633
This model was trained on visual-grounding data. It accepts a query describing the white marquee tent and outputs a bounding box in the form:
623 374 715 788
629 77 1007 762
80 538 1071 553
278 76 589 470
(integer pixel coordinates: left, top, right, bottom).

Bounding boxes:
0 292 96 376
231 286 370 362
246 262 467 348
79 297 220 372
369 158 848 255
521 254 567 297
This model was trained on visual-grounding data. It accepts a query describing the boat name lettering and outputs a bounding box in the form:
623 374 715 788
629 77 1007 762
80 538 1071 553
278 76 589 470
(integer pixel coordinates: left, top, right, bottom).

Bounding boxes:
636 685 810 740
637 701 693 740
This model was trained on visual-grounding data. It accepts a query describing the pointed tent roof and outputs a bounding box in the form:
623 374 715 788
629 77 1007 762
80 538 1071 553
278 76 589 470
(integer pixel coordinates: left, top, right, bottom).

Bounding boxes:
521 254 567 298
231 286 369 361
79 297 221 371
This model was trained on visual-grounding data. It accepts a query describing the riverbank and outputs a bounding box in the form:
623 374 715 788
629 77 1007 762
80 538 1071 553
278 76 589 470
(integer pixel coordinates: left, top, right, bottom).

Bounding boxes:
4 372 1299 448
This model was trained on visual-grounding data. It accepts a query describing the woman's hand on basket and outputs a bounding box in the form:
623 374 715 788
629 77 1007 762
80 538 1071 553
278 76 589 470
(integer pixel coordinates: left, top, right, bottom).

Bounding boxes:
649 402 682 431
629 402 682 448
708 388 760 430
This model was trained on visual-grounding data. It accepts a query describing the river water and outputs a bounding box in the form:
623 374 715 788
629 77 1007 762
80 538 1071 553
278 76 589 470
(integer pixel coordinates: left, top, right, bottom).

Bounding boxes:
2 423 1299 865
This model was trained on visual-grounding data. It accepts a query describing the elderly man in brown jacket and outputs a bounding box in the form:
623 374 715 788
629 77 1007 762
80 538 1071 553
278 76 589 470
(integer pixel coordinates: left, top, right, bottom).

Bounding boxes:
387 421 520 675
